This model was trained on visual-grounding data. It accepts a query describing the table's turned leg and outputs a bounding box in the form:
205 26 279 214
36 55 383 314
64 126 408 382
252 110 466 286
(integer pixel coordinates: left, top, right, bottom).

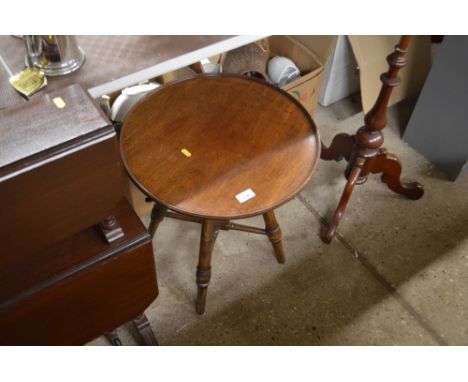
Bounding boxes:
322 158 364 244
320 35 424 244
196 219 219 315
148 202 167 239
263 210 285 264
132 314 159 345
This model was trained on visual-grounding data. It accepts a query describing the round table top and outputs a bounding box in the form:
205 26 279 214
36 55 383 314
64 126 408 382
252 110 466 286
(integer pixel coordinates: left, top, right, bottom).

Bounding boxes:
120 75 320 219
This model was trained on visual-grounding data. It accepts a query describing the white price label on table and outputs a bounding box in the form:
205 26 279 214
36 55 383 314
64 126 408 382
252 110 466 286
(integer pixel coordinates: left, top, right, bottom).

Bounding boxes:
235 188 256 203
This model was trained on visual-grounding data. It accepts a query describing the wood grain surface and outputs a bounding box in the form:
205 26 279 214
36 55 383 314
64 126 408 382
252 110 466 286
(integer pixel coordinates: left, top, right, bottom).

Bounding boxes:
0 84 124 258
120 74 320 219
0 84 111 169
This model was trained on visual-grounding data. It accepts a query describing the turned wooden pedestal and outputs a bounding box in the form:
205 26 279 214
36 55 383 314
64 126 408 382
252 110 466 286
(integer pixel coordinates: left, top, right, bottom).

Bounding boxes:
320 35 424 243
120 75 321 315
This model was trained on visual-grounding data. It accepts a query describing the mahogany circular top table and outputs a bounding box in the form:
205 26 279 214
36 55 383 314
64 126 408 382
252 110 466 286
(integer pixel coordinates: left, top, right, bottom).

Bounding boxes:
120 74 320 314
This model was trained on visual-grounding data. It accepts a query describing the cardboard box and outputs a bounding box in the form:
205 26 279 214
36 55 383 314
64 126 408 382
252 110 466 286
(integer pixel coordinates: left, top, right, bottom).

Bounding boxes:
123 176 153 217
154 66 196 84
268 35 327 117
218 36 333 117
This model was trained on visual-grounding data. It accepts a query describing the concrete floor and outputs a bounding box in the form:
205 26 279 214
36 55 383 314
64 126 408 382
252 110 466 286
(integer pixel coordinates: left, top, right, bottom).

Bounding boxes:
90 94 468 345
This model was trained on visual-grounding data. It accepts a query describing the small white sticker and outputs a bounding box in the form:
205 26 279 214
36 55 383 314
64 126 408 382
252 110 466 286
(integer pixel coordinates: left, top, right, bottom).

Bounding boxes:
235 188 256 203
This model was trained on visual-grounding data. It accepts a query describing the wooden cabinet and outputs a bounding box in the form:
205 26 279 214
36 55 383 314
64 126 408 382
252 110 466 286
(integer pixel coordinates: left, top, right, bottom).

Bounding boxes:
0 85 158 345
0 199 158 345
0 84 124 256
